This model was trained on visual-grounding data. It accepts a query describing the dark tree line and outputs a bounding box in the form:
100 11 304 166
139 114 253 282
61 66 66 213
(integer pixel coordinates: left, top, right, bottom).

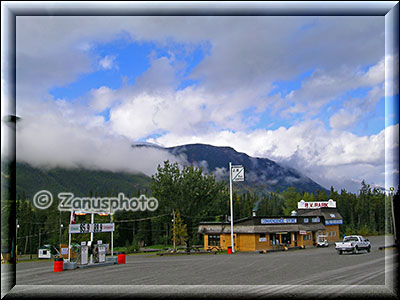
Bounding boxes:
6 161 395 255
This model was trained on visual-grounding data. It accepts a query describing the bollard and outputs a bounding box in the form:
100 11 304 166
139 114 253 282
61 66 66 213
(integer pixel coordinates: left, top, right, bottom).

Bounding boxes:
54 257 64 272
117 252 126 264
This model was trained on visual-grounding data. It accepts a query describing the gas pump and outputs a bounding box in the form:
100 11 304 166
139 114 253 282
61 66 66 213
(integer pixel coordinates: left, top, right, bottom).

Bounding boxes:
88 241 93 264
80 241 88 265
97 240 106 263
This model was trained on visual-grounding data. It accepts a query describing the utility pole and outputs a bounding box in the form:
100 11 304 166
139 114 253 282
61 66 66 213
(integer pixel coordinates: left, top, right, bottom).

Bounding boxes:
24 236 28 254
229 162 234 253
59 199 62 249
389 187 397 244
29 227 32 259
90 212 94 264
172 209 176 252
90 212 94 244
38 228 41 250
59 224 63 249
16 221 19 261
229 162 245 253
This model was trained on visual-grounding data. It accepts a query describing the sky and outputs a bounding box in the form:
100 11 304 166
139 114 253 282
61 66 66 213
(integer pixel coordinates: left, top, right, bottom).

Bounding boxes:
6 15 399 193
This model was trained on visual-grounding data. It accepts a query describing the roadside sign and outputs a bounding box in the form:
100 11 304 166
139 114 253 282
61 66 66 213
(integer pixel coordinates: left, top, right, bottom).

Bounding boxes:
69 223 115 234
231 165 244 182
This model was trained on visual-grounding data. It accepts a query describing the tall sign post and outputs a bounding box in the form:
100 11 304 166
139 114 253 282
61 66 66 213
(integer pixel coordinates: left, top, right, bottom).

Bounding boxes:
229 163 245 253
110 208 114 257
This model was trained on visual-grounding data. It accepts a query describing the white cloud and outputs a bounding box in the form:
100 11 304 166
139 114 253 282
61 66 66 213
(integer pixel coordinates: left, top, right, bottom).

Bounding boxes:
281 57 385 118
15 16 385 122
214 167 228 181
15 99 187 176
98 55 117 70
148 121 396 193
89 86 119 113
329 85 384 130
10 15 393 194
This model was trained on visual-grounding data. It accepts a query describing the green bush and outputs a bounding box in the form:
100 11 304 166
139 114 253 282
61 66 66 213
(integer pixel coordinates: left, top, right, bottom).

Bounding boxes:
158 235 170 246
357 224 370 236
344 225 355 236
126 238 140 253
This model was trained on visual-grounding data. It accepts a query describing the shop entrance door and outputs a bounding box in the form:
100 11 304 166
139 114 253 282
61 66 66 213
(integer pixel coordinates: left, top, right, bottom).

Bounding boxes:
292 233 297 247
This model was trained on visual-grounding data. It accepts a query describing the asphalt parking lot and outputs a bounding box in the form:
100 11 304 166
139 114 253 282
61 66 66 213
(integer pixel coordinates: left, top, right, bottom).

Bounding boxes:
2 235 398 298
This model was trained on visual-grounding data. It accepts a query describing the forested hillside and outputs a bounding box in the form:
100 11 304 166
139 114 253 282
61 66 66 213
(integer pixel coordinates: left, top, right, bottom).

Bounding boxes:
2 160 394 256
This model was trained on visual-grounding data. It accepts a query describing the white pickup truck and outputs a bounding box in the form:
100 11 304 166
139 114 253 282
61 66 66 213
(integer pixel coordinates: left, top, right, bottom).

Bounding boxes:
335 235 371 254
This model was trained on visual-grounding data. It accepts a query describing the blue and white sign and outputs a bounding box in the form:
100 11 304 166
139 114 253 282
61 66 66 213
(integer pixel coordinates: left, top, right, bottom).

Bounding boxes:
311 217 320 223
261 218 297 224
231 165 245 182
325 219 343 225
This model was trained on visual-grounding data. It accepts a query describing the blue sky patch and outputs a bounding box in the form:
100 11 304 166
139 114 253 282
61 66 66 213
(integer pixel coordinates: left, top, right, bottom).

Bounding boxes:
269 69 314 98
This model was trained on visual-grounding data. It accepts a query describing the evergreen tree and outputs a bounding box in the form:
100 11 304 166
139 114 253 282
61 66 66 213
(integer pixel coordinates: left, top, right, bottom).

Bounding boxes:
173 210 188 246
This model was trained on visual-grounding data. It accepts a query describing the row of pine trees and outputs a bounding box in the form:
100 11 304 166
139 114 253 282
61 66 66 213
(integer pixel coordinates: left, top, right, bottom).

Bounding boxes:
5 161 395 255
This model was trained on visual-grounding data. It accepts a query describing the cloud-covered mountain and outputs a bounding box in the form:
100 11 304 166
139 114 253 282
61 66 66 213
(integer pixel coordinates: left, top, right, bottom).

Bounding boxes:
9 142 328 200
134 143 327 194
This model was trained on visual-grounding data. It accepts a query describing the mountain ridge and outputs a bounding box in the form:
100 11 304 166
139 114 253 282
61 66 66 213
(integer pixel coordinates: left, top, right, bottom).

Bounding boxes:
8 143 327 200
135 143 327 194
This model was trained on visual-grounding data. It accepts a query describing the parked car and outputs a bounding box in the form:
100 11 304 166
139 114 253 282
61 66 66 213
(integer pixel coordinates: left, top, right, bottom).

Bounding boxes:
335 235 371 254
316 235 329 247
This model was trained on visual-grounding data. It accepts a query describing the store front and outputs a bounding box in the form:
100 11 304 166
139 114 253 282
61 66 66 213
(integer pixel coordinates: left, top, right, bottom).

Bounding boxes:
199 215 326 252
198 200 343 252
296 199 343 243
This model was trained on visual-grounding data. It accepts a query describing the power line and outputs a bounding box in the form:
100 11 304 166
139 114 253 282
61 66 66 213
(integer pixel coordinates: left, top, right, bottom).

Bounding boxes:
114 213 170 223
1 229 60 241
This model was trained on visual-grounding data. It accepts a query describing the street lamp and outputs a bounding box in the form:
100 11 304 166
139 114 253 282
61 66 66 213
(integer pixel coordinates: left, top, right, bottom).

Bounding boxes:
16 224 20 260
59 224 64 249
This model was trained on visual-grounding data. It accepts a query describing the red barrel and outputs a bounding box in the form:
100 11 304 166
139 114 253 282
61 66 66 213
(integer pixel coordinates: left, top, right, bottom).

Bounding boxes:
227 247 232 254
54 257 63 272
117 252 126 264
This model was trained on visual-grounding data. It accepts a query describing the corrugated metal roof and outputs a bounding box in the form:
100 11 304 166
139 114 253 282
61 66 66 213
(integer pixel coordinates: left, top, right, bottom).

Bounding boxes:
296 208 343 220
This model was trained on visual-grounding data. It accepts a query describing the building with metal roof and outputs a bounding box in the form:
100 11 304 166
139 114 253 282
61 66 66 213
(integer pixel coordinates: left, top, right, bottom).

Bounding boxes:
198 200 342 252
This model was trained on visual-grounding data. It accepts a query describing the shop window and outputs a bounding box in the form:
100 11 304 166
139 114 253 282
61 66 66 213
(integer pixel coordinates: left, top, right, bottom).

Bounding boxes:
208 235 220 246
269 233 279 245
304 234 311 240
333 231 336 236
259 233 267 242
281 233 291 244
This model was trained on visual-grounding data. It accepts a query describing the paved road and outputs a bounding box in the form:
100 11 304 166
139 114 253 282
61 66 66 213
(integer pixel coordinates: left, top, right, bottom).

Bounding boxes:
2 236 398 298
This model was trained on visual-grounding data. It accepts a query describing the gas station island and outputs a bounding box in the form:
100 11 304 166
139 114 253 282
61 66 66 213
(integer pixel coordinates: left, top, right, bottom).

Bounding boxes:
59 211 125 271
198 200 343 252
